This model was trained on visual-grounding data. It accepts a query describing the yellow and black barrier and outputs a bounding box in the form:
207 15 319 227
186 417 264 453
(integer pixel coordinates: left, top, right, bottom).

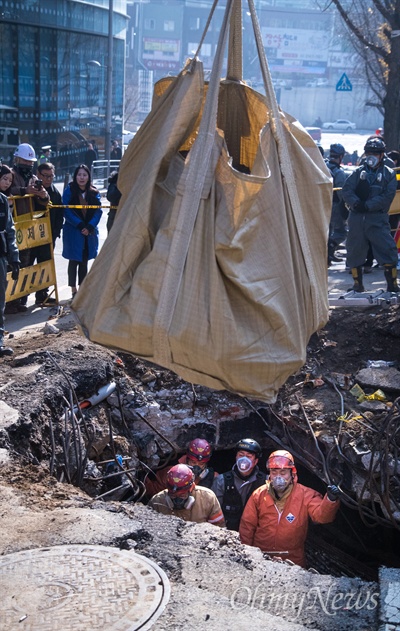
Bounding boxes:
5 195 118 303
6 194 58 304
6 259 57 303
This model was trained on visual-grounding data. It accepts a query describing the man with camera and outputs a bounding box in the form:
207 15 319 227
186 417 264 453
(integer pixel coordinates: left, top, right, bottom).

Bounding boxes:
32 162 64 305
7 144 50 311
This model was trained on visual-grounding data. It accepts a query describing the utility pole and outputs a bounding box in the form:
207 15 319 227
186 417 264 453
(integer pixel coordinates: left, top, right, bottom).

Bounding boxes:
105 0 113 175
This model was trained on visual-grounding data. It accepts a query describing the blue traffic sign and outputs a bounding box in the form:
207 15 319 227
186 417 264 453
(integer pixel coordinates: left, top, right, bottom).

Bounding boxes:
336 73 352 92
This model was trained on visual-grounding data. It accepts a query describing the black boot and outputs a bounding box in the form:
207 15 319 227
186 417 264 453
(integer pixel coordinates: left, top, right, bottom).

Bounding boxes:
384 265 400 292
350 266 364 292
327 239 341 265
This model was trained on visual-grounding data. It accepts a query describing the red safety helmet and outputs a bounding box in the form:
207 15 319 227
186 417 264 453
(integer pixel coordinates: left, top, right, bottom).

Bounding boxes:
166 464 195 497
186 438 212 463
267 450 297 475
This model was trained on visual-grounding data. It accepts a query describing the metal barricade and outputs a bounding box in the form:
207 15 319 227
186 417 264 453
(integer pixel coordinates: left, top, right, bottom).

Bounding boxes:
91 160 120 189
5 194 58 304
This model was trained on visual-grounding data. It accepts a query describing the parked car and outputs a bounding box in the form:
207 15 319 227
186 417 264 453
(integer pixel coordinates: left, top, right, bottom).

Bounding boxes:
305 127 322 142
322 119 356 131
123 129 136 145
306 78 329 88
272 79 292 90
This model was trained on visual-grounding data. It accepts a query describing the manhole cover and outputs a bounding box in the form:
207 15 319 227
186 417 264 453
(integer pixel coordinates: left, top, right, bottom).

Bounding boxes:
0 545 170 631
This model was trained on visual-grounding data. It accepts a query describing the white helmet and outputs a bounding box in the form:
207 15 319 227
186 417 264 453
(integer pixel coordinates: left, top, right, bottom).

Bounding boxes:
14 143 37 161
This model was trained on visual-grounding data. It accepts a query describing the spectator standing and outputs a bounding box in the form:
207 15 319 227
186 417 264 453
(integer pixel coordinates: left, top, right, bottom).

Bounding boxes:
148 464 225 526
106 170 122 233
9 143 49 311
31 162 64 304
342 138 399 293
90 140 99 159
110 140 122 161
212 438 265 531
0 165 20 355
84 143 97 171
62 164 102 299
239 450 340 567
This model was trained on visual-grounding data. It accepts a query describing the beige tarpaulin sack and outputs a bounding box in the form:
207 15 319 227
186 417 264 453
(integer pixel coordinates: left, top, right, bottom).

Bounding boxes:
73 0 332 403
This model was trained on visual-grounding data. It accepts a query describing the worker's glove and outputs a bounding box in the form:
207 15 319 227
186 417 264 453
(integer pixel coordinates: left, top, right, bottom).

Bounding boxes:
10 262 20 281
326 485 340 501
355 175 371 201
354 200 366 213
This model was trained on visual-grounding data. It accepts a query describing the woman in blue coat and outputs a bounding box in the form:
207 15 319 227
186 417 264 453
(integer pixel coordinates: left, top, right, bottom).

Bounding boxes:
62 164 102 299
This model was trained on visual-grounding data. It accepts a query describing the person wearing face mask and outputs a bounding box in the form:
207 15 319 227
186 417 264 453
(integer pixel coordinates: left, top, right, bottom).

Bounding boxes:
0 166 20 355
342 137 399 293
211 438 266 531
239 450 340 567
326 143 348 266
147 464 225 526
8 144 50 312
144 438 218 499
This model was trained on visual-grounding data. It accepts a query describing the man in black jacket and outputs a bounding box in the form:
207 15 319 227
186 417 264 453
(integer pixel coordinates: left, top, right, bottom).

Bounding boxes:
212 438 266 531
32 162 64 304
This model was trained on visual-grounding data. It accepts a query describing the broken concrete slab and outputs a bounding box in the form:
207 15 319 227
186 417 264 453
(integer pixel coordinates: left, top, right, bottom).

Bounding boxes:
0 400 19 430
379 567 400 630
355 368 400 393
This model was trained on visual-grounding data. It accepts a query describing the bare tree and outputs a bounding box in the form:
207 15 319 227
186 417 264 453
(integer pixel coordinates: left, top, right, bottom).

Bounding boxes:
326 0 400 150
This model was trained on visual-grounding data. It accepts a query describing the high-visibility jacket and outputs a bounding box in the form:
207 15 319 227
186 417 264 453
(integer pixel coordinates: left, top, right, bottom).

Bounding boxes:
239 481 339 567
148 485 225 527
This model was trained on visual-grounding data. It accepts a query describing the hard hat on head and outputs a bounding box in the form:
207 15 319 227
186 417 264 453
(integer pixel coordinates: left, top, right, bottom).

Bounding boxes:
187 438 212 462
166 464 195 497
267 450 297 474
329 143 345 157
14 143 37 161
235 438 261 458
364 138 386 154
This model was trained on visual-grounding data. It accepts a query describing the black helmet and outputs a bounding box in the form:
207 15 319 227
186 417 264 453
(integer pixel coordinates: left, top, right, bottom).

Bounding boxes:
364 138 386 154
236 438 261 457
330 143 345 157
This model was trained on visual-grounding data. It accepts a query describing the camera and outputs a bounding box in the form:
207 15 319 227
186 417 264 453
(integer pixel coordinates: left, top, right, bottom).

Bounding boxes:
35 179 43 190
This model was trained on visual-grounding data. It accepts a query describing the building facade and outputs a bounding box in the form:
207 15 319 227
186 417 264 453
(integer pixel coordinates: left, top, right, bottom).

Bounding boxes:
0 0 128 174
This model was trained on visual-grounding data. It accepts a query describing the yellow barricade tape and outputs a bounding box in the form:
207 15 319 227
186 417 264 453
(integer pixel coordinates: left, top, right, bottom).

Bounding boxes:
6 259 56 302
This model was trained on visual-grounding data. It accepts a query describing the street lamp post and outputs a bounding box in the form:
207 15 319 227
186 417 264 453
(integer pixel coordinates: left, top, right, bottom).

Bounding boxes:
105 0 113 176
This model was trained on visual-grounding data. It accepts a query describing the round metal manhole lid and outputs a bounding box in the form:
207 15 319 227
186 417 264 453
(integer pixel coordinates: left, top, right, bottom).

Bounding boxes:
0 545 170 631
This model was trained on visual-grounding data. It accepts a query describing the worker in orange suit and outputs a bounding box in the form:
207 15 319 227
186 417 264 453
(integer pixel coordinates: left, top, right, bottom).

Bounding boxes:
239 450 340 567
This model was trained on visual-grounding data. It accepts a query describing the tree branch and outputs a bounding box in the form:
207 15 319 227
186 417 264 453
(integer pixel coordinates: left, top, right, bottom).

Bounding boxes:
371 0 395 24
330 0 389 60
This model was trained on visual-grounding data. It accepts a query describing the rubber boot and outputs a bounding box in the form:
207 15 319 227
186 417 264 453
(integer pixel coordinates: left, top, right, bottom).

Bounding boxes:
350 266 364 292
384 265 400 292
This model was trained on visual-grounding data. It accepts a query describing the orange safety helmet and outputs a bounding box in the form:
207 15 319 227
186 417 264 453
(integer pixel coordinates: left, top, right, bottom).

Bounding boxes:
166 464 195 497
267 450 297 475
186 438 212 463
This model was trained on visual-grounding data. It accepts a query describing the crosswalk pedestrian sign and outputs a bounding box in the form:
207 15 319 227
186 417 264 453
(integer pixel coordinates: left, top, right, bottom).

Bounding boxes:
336 73 352 91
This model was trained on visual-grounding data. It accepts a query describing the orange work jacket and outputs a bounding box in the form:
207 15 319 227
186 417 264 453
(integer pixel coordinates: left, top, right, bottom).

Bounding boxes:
239 481 339 567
